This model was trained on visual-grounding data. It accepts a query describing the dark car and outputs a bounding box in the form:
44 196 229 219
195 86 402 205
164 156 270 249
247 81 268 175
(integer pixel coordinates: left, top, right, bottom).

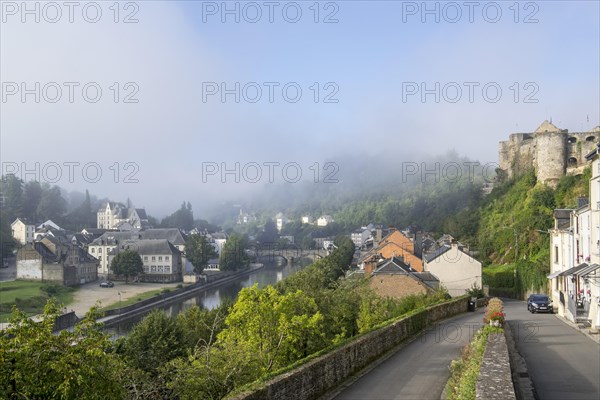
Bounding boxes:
527 294 553 313
99 281 114 288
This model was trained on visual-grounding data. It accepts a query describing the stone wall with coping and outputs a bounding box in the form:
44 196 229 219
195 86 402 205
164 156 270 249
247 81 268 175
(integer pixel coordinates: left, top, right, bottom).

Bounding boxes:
476 332 516 400
227 297 470 400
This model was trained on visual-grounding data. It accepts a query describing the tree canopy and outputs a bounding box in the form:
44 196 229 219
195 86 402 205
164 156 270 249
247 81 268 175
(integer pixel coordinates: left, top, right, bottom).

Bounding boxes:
185 234 217 274
110 249 144 283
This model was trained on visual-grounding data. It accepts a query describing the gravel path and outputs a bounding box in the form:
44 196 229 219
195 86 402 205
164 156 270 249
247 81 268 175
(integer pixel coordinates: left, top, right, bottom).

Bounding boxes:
69 280 180 316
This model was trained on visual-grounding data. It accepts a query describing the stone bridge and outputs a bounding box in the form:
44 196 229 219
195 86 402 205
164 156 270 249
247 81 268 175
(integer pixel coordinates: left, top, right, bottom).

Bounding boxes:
249 245 328 264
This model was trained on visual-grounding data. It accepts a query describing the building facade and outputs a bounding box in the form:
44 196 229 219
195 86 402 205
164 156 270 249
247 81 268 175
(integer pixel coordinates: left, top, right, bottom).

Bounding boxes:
11 218 35 245
548 147 600 329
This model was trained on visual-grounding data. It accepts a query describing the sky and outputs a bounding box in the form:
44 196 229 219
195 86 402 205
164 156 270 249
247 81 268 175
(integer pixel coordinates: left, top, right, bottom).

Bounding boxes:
1 0 599 218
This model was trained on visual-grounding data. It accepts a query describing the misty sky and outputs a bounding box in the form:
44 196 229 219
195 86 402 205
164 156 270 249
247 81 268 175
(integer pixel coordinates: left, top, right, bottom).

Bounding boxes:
1 0 599 217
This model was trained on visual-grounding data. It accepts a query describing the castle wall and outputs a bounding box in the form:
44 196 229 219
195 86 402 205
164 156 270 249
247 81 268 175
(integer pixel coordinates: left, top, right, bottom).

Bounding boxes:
499 124 599 186
536 132 566 186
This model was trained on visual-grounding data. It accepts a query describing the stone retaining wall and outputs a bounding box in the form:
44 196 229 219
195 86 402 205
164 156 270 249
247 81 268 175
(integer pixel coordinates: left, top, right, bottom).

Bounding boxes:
228 297 470 400
475 331 516 400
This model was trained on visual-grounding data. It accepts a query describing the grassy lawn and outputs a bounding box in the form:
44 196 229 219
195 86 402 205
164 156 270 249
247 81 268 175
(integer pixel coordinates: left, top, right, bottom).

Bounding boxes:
99 288 172 312
0 280 76 322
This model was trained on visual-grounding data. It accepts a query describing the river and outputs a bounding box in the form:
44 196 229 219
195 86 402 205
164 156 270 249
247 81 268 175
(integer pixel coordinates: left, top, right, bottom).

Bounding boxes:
106 258 310 337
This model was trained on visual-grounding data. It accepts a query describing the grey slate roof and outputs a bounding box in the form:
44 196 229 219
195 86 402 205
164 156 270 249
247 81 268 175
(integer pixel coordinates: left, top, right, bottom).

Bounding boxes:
424 245 452 263
109 239 181 255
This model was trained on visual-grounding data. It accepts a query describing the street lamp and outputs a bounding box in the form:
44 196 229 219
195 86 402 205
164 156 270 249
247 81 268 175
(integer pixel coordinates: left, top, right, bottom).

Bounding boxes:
118 291 122 314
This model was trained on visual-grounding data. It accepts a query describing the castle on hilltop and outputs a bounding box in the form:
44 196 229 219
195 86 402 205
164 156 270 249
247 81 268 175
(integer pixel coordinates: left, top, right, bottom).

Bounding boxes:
499 120 600 186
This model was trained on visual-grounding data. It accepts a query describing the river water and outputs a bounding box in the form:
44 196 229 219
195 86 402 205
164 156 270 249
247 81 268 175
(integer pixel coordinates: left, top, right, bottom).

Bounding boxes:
106 258 310 337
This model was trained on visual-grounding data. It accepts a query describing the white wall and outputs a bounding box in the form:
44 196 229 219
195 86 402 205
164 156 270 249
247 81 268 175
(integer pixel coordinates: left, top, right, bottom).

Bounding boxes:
425 245 482 297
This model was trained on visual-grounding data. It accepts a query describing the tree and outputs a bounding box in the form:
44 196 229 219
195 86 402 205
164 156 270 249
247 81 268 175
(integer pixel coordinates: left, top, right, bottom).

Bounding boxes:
110 249 144 283
37 184 67 222
185 234 217 274
118 310 186 375
22 181 42 221
219 233 249 271
0 299 125 399
161 201 194 231
0 174 23 222
259 218 278 244
217 285 324 373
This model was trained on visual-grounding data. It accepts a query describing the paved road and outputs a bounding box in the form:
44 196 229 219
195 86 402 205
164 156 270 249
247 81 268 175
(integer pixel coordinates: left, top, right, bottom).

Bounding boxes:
504 299 600 400
330 309 485 400
0 256 16 281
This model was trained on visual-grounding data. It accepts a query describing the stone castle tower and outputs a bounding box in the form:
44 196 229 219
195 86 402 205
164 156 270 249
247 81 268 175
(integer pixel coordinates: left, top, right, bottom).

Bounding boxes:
499 121 600 187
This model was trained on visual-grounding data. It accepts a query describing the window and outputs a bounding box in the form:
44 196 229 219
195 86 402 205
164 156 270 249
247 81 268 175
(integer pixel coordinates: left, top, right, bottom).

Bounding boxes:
91 248 95 253
152 256 156 261
151 266 157 272
143 266 149 273
144 256 148 261
554 246 559 263
158 266 164 272
158 256 162 261
165 266 170 273
165 256 169 261
98 248 102 254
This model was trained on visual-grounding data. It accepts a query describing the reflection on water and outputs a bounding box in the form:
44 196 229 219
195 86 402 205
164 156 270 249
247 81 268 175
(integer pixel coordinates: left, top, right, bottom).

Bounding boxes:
107 258 309 337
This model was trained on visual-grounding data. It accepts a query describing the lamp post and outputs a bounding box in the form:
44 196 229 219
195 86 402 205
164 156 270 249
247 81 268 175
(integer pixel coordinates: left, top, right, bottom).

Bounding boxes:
118 291 122 314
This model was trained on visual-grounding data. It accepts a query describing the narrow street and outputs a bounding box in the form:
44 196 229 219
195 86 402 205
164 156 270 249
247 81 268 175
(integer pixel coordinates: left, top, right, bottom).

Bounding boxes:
504 299 600 400
328 309 484 400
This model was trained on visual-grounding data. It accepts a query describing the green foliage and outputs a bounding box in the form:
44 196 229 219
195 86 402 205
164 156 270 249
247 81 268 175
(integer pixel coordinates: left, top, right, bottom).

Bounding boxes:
218 285 324 373
219 233 250 271
446 326 499 400
110 249 144 283
465 283 485 299
0 299 125 399
117 309 186 375
186 233 218 274
161 201 194 230
0 281 75 321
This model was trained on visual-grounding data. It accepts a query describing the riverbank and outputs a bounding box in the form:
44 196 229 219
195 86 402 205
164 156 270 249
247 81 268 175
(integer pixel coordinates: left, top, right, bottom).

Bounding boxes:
98 264 265 328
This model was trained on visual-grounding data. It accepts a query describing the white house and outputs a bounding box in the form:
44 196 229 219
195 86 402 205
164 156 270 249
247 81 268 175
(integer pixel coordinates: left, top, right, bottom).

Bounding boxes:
548 147 600 329
424 243 482 297
301 216 312 224
351 228 372 248
11 218 35 245
275 213 288 232
97 202 148 230
37 220 62 231
107 239 183 283
317 215 334 227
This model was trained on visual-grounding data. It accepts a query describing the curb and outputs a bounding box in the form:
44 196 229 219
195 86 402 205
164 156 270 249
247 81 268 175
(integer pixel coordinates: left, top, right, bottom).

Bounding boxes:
504 321 537 400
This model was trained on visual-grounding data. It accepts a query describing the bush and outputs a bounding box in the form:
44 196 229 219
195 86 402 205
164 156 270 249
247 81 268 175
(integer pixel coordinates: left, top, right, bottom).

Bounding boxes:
176 283 183 289
483 297 505 325
465 284 484 299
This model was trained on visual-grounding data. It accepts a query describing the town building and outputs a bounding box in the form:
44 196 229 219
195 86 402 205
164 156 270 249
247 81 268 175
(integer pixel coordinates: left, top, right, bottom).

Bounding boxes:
275 212 288 232
16 237 98 286
363 257 439 299
96 202 149 230
88 228 188 277
317 215 334 226
359 229 424 272
424 243 482 297
548 146 600 329
107 239 183 283
11 218 35 245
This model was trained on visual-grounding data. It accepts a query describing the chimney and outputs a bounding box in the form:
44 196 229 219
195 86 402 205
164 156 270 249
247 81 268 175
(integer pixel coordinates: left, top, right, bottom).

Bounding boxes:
364 259 376 277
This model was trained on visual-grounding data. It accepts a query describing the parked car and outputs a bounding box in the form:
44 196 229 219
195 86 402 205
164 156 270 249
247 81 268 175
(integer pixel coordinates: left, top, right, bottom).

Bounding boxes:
527 294 552 313
99 281 114 288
